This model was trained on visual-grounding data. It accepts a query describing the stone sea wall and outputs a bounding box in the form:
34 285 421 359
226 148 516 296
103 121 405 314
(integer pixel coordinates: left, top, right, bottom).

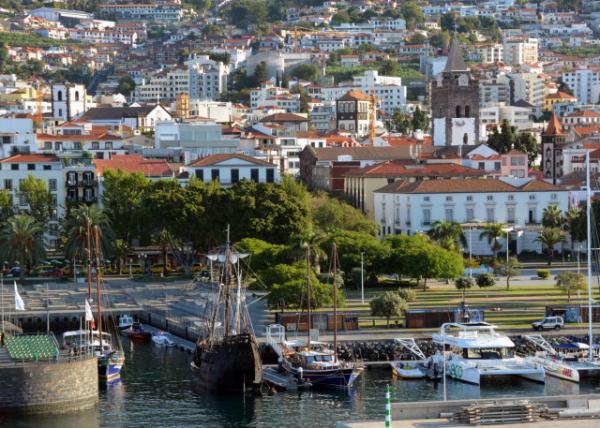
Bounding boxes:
0 356 99 415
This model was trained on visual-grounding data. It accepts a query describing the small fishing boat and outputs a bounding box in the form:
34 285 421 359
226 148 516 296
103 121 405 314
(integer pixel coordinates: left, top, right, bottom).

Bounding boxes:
390 338 443 380
152 331 176 347
118 314 134 331
127 322 151 343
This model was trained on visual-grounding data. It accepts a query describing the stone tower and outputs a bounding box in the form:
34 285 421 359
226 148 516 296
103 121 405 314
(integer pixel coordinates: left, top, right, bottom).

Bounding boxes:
541 112 566 184
52 83 87 122
431 39 480 147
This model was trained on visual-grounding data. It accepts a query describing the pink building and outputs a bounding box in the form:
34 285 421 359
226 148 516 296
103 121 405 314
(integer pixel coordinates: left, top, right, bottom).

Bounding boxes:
501 150 528 178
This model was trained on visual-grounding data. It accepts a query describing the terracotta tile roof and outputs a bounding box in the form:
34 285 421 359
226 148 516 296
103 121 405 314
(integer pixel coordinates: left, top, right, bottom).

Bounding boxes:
382 136 432 148
338 89 370 101
565 110 600 118
187 153 275 167
309 146 433 161
572 125 600 137
0 154 59 163
259 113 309 123
93 155 173 177
375 178 564 194
546 91 576 100
344 160 485 178
543 112 565 136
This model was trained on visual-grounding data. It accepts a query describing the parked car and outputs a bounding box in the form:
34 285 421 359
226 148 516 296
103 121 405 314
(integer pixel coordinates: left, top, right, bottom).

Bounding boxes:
6 267 20 277
532 316 564 331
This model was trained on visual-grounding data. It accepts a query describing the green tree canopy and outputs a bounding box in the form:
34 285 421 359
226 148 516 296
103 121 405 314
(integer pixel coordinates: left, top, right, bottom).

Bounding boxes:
116 75 135 96
370 292 407 327
310 193 378 235
535 227 566 266
19 175 54 228
290 64 321 82
400 1 424 29
0 215 45 280
333 230 389 284
555 271 585 302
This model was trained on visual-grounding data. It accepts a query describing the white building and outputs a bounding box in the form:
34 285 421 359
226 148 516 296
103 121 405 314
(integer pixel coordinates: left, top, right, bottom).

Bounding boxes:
250 83 301 112
0 118 38 158
183 154 279 186
502 38 538 65
52 83 87 122
0 153 97 249
186 55 228 101
373 177 569 255
98 3 182 22
155 120 243 157
319 70 407 115
561 67 600 105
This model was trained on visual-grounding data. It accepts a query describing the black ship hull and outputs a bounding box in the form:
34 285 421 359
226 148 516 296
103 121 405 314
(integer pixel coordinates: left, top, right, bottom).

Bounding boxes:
191 333 263 393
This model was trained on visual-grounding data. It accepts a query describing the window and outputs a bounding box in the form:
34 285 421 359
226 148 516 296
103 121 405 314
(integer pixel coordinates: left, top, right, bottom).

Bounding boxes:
466 195 473 201
92 142 99 150
73 142 82 150
250 168 259 183
494 162 501 171
507 207 516 223
48 179 57 192
266 168 275 183
465 105 471 117
466 208 474 221
231 168 239 183
445 208 454 222
508 194 514 201
4 179 11 190
11 164 18 171
195 169 204 181
211 169 220 181
529 208 536 224
43 165 51 170
455 105 462 118
529 194 536 200
486 207 495 222
487 195 494 201
27 164 35 171
424 196 430 202
551 193 558 200
423 208 431 225
67 172 77 186
57 90 63 101
478 162 485 170
445 196 453 202
44 142 52 150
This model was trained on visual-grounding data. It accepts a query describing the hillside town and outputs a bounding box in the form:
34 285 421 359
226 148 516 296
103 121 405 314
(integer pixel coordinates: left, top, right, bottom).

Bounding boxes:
4 1 600 427
1 0 598 257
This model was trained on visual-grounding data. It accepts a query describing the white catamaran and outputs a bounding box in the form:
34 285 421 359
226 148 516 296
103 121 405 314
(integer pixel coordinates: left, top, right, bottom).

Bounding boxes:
433 322 545 385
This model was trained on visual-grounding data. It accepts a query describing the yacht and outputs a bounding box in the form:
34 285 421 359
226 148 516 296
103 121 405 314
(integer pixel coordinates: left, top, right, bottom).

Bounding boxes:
432 322 545 385
152 331 176 348
526 335 600 383
118 314 134 331
62 329 125 381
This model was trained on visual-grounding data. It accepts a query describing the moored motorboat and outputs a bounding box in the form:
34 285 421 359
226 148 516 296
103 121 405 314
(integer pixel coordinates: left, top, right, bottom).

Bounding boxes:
127 322 152 343
152 331 176 347
118 314 134 331
390 338 443 380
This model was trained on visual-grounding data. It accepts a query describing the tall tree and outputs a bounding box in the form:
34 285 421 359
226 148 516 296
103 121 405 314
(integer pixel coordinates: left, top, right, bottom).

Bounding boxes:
411 106 429 132
0 189 14 225
479 223 505 260
400 1 424 29
112 239 130 275
19 175 54 228
152 228 173 277
370 292 407 327
542 205 564 228
63 205 113 260
101 169 150 244
496 256 520 289
536 227 566 266
0 215 45 280
427 220 466 251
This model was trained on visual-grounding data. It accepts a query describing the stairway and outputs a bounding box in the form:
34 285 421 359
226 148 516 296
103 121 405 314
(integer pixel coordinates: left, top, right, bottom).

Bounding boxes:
0 346 13 364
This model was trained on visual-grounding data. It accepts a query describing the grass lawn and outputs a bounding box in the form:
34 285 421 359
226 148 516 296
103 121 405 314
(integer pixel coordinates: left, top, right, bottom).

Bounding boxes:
301 281 598 331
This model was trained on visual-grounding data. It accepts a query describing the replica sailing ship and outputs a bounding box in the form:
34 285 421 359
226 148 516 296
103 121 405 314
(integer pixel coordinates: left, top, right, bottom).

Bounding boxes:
191 228 262 393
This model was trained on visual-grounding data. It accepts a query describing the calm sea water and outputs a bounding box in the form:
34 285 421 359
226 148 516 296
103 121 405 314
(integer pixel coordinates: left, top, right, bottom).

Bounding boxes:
3 340 600 428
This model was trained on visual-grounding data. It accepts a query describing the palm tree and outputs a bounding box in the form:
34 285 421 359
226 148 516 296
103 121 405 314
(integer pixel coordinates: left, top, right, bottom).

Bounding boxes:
427 220 467 251
290 230 328 274
0 215 45 280
63 205 113 260
535 227 566 266
564 207 582 255
542 205 564 228
113 239 130 275
152 228 172 277
479 223 504 261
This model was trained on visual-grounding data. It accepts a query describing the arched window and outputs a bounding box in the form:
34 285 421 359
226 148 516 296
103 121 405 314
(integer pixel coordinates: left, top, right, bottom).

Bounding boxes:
465 105 470 117
74 91 80 101
455 105 461 118
57 90 63 101
463 133 468 144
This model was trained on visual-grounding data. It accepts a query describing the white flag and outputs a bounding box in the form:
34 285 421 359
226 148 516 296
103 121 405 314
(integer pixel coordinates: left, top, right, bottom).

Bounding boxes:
14 281 25 311
85 299 95 329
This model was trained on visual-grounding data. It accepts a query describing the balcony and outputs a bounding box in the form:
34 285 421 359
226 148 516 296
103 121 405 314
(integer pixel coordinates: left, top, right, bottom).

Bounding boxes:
65 180 78 187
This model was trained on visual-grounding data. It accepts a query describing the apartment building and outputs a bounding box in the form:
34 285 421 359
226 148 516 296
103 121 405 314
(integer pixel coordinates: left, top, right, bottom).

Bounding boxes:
561 67 600 105
98 3 182 22
502 38 538 66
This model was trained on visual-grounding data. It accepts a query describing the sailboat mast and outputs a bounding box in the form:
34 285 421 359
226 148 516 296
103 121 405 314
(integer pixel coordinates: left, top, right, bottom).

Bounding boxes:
306 246 312 348
86 218 92 299
93 225 104 351
586 151 593 361
332 243 338 358
223 225 231 337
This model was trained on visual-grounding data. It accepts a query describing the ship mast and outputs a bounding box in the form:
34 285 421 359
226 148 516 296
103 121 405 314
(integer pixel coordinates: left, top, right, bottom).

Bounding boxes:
223 225 232 337
93 226 104 351
332 243 338 359
86 218 92 299
306 246 312 349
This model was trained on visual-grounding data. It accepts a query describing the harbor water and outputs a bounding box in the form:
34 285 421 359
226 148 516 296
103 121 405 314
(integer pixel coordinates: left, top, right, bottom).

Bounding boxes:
2 339 600 428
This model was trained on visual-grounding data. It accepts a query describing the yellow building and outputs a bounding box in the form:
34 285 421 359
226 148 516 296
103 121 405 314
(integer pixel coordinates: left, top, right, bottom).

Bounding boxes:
544 91 576 112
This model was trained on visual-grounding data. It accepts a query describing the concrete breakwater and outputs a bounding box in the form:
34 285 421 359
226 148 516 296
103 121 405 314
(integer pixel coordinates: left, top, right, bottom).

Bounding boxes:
0 355 98 415
262 335 600 363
